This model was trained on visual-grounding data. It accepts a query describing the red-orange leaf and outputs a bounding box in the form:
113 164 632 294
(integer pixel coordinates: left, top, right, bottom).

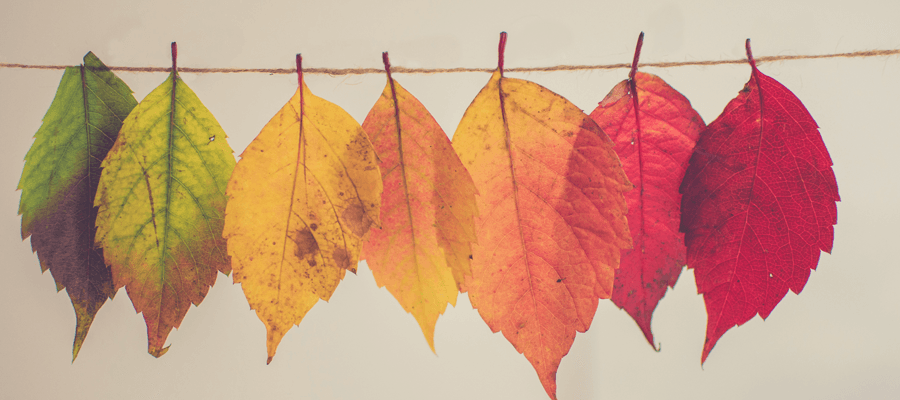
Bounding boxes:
451 33 631 399
360 53 477 352
680 40 840 363
590 33 703 348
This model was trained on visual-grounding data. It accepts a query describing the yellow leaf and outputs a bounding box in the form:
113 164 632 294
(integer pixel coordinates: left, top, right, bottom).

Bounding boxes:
223 56 382 363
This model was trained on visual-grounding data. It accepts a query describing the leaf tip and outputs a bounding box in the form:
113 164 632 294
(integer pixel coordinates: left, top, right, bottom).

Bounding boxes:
71 320 90 362
149 343 171 358
640 326 658 351
427 335 436 355
700 336 715 365
72 339 83 363
71 300 101 362
265 324 288 364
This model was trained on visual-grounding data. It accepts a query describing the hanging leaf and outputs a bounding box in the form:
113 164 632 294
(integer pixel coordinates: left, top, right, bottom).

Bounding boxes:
359 52 477 352
17 52 136 360
94 43 236 357
679 40 840 363
451 33 631 400
223 55 382 364
590 33 703 348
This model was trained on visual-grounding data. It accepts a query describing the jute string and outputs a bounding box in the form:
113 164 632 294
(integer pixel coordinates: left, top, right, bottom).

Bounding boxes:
1 49 897 76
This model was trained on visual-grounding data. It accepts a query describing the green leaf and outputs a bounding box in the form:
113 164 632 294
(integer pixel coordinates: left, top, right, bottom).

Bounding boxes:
17 52 137 361
94 60 235 357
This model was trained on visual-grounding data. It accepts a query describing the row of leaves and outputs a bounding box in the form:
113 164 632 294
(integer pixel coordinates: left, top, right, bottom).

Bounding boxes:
17 33 838 400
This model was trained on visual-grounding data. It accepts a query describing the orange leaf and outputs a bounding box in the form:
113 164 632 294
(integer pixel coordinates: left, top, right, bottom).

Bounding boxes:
360 53 477 352
223 55 382 363
451 33 631 399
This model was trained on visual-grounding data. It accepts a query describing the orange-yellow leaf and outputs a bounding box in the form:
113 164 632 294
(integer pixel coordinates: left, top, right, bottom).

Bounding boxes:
451 33 631 399
223 56 382 363
360 53 477 352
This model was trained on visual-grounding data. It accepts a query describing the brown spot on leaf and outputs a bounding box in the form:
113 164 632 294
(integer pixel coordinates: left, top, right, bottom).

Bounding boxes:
294 228 319 262
332 248 354 272
341 203 373 237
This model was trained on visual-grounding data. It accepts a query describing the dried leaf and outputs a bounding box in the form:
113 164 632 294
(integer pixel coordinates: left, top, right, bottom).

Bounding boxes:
679 40 840 363
451 33 631 399
224 55 382 363
94 43 235 357
17 52 136 360
360 53 477 352
590 33 703 348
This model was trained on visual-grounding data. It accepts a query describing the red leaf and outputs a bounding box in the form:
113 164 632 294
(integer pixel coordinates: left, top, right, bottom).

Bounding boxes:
679 40 840 363
590 33 704 348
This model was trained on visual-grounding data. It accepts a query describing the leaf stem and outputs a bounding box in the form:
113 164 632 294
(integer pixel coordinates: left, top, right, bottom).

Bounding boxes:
498 32 507 76
745 39 757 71
296 54 303 86
628 32 646 286
629 32 644 81
382 52 393 81
171 42 177 72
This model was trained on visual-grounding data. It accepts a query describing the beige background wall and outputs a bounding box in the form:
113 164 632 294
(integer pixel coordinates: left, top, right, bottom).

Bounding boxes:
1 0 898 399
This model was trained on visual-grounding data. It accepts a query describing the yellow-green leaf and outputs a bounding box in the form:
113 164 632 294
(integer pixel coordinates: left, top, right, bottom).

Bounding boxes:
94 45 236 357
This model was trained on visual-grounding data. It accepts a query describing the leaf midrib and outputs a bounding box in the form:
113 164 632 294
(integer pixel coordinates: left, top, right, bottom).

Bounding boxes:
156 71 177 329
386 77 427 303
497 75 543 366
